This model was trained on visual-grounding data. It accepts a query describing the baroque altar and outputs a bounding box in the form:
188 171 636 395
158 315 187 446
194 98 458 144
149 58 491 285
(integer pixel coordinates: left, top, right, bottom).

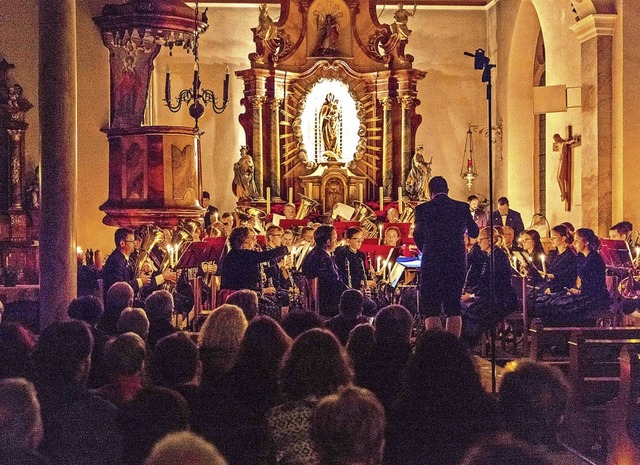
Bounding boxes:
236 0 426 212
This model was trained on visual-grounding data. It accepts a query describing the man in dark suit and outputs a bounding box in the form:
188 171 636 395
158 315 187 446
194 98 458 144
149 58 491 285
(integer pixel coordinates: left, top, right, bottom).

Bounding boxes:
491 197 525 246
301 225 348 317
201 191 219 233
102 228 175 304
413 176 479 336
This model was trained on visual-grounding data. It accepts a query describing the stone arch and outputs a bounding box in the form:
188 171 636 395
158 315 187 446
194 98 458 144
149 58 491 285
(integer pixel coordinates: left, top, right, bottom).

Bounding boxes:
503 0 541 223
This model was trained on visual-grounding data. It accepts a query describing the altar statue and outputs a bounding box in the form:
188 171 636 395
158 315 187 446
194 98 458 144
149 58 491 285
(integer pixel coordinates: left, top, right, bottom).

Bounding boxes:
404 145 432 200
232 146 259 201
391 3 416 40
313 12 341 56
255 4 278 41
320 92 340 160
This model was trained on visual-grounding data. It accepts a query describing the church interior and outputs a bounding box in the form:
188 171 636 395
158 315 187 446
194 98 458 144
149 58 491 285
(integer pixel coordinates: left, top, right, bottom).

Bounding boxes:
2 1 640 463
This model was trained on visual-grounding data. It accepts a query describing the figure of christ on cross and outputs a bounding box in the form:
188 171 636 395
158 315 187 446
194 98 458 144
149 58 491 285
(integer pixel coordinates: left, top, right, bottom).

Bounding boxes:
553 126 580 211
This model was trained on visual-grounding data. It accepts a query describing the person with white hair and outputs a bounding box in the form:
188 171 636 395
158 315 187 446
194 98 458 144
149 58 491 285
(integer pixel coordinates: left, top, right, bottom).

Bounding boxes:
0 377 50 464
144 431 227 465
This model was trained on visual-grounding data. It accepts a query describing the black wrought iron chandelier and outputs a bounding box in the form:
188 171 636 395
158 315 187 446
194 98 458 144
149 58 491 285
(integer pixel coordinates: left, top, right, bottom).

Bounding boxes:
164 0 229 132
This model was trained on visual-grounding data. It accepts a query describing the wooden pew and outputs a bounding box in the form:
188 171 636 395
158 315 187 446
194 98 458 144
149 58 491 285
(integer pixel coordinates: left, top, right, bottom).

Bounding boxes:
606 345 640 465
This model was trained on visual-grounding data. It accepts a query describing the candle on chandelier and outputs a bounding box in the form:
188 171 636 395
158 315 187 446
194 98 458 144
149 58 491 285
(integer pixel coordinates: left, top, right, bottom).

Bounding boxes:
164 65 171 101
223 66 230 102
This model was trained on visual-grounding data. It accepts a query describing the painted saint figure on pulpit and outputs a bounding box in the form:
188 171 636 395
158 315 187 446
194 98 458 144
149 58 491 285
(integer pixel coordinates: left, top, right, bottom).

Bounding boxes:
320 92 341 160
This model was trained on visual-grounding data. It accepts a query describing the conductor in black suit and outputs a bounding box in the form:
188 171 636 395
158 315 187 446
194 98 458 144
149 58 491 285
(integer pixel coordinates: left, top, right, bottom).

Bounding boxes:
301 225 348 317
491 197 525 247
413 177 479 336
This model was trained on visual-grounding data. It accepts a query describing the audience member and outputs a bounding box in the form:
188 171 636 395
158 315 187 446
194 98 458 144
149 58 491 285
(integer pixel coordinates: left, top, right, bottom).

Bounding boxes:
98 281 134 335
34 320 122 465
193 316 291 465
145 290 178 348
117 307 150 341
198 304 248 389
266 329 353 465
355 304 412 411
119 387 190 465
68 295 111 388
226 289 259 322
280 310 325 339
91 332 146 408
0 377 51 465
0 323 36 380
144 431 227 465
150 332 200 409
311 386 386 465
459 433 553 465
385 330 499 465
498 360 579 464
345 323 375 380
325 289 368 345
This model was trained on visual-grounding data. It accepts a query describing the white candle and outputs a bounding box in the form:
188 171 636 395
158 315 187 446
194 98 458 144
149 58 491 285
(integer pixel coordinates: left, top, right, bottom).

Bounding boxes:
540 254 546 275
288 187 293 204
379 224 383 242
214 212 219 223
379 186 384 211
377 256 382 273
266 187 271 215
398 186 403 214
359 184 363 203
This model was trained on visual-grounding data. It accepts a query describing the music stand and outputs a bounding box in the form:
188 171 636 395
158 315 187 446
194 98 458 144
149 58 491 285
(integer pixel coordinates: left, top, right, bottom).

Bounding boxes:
333 221 360 239
280 219 308 230
360 244 395 271
511 251 544 281
600 239 633 268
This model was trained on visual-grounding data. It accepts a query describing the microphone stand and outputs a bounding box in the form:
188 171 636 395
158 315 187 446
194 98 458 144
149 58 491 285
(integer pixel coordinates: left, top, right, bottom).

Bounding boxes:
465 49 497 393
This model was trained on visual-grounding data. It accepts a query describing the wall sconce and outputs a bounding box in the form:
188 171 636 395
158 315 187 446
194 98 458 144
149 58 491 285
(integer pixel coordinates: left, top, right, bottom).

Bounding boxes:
461 127 477 190
164 0 229 132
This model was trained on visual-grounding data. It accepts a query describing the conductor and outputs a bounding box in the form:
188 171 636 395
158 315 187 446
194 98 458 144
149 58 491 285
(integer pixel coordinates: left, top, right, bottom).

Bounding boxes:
413 176 479 336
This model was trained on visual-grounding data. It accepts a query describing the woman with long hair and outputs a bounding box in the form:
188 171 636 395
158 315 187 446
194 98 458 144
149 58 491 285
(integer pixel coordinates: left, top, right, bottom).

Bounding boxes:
542 225 577 294
533 228 610 325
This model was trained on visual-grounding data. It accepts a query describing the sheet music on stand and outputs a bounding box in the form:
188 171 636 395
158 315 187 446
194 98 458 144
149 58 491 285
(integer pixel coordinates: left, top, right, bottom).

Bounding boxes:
600 239 634 269
511 251 544 280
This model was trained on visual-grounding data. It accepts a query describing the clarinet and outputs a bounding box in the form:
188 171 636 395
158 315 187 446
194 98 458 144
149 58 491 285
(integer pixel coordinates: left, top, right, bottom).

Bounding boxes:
362 253 372 299
346 256 352 289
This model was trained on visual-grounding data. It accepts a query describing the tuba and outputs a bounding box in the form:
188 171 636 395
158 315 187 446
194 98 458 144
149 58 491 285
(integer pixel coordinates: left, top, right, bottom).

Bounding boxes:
398 203 415 223
296 194 320 219
235 206 267 233
135 225 165 279
159 220 200 291
619 269 640 300
351 200 379 239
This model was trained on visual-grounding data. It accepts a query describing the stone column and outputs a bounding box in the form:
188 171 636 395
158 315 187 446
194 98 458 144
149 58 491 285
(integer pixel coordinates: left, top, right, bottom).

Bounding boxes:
251 96 265 199
570 14 616 236
7 129 24 210
380 97 393 198
269 98 282 198
39 0 78 328
399 96 415 194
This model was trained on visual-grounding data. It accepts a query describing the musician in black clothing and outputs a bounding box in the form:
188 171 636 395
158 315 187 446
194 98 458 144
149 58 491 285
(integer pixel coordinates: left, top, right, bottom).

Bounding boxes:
461 227 518 348
220 227 290 292
534 228 610 326
542 225 577 294
334 227 377 316
301 225 348 317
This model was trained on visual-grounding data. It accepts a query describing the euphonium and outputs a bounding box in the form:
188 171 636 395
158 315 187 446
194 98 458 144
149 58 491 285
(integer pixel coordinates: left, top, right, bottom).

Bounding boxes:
135 225 165 279
398 202 415 223
296 195 320 219
351 200 378 239
619 269 640 300
159 222 198 291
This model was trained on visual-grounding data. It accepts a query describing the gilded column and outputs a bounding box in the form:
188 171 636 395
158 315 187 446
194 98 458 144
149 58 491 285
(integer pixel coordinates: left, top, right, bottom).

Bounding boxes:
570 14 616 236
399 96 415 193
380 97 393 198
251 96 265 199
269 98 282 198
39 0 78 327
7 129 24 210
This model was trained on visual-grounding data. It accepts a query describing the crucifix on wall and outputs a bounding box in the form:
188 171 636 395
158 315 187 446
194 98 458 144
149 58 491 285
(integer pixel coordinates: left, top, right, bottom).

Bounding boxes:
553 125 581 211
